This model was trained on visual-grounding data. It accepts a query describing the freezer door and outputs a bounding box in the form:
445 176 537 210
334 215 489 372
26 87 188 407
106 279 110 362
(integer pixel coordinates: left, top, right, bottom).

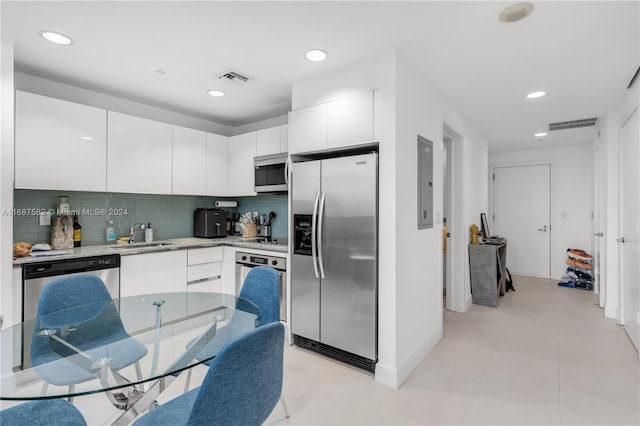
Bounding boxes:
319 153 377 360
291 160 321 341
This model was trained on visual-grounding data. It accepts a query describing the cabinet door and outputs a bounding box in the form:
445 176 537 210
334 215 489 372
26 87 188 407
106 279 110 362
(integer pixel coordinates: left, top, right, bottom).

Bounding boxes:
15 91 107 191
256 126 281 156
280 124 289 153
327 91 374 149
289 103 327 154
206 133 229 196
229 132 257 196
120 250 188 298
173 126 206 195
107 112 173 194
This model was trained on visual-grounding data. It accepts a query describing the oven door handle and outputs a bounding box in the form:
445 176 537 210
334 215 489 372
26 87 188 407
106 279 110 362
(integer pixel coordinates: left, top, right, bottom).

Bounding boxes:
311 191 320 279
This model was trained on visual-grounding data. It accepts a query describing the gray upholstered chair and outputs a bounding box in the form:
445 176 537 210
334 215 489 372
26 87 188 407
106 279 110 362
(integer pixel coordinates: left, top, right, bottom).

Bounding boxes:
0 399 86 426
133 322 287 425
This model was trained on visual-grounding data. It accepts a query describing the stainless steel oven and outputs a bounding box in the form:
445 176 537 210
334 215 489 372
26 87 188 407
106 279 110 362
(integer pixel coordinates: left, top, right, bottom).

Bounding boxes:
235 252 286 322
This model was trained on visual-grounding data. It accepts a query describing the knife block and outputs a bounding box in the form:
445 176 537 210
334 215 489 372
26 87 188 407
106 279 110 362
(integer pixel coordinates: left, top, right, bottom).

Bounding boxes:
242 222 257 238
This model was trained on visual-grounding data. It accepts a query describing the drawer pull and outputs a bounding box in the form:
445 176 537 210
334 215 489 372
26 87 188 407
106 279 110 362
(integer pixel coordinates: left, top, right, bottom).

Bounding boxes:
187 276 221 285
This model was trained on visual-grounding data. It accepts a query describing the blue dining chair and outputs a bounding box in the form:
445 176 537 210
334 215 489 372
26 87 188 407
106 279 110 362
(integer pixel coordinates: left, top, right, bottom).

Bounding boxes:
0 399 86 425
184 266 280 385
30 274 148 399
133 322 286 426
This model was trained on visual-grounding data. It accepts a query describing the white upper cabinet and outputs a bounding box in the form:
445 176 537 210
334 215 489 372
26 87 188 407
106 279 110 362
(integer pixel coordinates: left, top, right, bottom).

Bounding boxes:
290 90 374 154
15 91 107 191
173 126 207 195
280 124 289 153
206 133 229 196
256 126 281 156
327 91 374 149
290 102 327 154
229 132 257 196
107 111 173 194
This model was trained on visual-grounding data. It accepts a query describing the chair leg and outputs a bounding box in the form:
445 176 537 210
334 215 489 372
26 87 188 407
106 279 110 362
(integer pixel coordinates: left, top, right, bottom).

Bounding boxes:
40 381 48 396
68 384 75 404
184 368 192 393
280 395 290 418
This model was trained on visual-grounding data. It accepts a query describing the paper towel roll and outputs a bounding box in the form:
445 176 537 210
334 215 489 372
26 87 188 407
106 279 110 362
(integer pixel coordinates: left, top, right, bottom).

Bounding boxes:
215 200 238 208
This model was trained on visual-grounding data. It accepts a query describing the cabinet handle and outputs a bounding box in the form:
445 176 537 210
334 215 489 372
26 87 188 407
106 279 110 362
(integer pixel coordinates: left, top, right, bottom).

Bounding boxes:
187 276 221 285
617 237 626 243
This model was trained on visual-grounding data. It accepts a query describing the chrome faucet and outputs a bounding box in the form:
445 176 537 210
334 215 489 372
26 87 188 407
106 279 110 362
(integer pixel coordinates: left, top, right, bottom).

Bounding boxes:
129 223 145 244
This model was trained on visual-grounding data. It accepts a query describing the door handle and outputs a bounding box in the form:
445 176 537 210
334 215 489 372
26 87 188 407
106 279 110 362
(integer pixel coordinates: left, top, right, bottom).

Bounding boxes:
617 237 626 243
537 225 548 232
284 157 290 186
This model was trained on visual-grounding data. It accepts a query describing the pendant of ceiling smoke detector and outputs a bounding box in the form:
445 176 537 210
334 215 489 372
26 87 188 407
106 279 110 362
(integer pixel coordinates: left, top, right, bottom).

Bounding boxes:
499 2 534 23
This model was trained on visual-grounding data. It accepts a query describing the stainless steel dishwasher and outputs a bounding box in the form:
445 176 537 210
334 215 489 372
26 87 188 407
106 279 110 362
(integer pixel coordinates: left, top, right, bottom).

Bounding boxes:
22 254 120 369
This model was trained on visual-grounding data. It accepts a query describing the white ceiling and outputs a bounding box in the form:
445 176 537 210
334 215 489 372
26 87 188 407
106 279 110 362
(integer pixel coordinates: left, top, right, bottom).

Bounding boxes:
2 1 638 152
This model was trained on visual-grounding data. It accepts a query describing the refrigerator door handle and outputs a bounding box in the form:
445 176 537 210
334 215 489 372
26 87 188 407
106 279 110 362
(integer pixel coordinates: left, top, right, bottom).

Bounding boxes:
284 157 290 187
311 191 320 278
317 191 326 279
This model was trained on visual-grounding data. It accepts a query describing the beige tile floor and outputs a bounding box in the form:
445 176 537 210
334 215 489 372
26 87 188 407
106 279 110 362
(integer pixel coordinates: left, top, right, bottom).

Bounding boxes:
27 275 640 425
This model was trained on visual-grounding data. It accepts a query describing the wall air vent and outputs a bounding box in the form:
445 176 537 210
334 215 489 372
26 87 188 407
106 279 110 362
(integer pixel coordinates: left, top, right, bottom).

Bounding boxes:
548 117 598 131
216 69 253 86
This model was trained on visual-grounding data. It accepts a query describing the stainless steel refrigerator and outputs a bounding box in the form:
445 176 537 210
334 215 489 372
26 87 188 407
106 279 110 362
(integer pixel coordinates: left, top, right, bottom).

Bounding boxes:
291 152 377 371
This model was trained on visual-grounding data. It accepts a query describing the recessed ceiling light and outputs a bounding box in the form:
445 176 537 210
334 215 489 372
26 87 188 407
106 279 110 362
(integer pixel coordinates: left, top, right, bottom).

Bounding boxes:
534 132 547 138
527 91 546 99
305 49 328 62
40 30 72 45
154 70 165 77
207 90 225 97
80 136 93 141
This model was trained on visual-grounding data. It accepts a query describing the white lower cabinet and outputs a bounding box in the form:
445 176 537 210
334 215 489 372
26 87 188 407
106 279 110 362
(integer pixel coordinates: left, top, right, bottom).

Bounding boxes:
120 250 187 297
187 247 223 294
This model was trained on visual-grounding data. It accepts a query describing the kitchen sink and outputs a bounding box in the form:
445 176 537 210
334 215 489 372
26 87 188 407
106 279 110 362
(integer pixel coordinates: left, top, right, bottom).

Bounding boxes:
113 241 175 250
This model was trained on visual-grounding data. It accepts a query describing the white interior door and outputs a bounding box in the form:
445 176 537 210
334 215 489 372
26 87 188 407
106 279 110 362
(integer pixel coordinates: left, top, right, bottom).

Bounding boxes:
619 108 639 352
493 164 551 278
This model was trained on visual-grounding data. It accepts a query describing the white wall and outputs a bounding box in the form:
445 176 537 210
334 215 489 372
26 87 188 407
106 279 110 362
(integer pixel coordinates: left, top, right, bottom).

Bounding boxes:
15 72 235 136
0 39 15 326
292 49 488 388
489 145 593 280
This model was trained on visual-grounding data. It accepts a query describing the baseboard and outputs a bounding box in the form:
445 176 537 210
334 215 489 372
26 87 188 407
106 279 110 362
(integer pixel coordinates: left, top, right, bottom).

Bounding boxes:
375 327 443 389
604 304 619 320
464 295 473 311
374 363 399 388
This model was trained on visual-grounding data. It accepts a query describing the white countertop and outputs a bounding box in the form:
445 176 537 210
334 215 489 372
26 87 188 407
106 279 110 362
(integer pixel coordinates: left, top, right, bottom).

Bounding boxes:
13 236 288 265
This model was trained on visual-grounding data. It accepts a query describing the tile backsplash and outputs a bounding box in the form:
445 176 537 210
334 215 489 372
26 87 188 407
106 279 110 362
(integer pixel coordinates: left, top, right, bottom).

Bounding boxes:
13 190 288 246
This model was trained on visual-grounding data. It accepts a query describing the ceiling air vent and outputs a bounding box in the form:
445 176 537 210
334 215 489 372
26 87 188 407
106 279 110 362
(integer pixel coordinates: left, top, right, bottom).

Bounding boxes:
216 69 253 86
548 117 598 132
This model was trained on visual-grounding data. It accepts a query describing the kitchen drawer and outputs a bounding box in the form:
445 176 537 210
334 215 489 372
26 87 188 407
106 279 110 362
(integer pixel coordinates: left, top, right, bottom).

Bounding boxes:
188 247 223 265
187 262 222 282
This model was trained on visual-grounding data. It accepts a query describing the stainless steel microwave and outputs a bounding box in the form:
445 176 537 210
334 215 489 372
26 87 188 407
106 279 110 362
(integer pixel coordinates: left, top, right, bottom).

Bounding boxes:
254 152 289 193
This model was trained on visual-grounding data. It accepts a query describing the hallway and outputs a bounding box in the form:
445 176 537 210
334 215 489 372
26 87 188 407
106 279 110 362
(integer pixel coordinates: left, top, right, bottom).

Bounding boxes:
275 275 639 425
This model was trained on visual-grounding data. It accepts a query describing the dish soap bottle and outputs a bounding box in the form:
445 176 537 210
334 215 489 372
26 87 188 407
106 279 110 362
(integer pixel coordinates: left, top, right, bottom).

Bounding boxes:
145 223 153 242
72 213 82 247
106 220 117 244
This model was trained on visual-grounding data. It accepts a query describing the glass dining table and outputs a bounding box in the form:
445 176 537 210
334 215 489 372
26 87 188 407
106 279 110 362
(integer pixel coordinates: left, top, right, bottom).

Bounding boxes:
0 292 260 425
